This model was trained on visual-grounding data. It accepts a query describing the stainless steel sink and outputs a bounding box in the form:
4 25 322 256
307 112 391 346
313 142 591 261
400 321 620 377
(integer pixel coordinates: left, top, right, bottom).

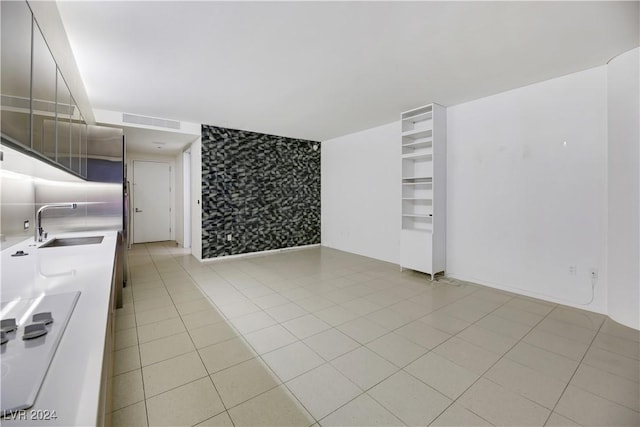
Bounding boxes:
39 236 104 248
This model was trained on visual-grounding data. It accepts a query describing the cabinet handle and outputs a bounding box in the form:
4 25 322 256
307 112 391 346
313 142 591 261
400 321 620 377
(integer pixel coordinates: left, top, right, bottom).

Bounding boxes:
135 208 143 213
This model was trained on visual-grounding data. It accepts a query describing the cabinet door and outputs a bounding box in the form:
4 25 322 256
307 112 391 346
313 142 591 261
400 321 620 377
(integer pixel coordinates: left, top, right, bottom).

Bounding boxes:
400 229 433 274
80 117 88 177
32 21 58 161
70 98 82 174
56 71 72 170
0 1 32 148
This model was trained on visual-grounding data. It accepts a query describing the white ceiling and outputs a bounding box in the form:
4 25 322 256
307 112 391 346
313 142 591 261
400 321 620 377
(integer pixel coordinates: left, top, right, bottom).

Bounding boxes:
57 1 638 143
119 126 199 155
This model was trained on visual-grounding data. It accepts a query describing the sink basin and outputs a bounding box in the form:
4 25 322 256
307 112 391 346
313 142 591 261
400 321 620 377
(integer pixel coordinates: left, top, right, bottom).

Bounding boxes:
39 236 104 248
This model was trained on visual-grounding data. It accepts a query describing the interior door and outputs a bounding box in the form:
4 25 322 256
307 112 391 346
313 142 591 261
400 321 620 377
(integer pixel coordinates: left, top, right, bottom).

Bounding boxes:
133 160 171 243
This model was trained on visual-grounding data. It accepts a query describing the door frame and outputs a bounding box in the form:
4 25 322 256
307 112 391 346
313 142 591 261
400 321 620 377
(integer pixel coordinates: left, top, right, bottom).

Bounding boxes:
183 149 192 249
129 155 176 244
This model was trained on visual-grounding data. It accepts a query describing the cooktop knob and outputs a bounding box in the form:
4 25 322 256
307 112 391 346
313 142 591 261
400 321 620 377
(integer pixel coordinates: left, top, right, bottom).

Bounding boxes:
33 312 53 325
1 318 17 333
22 323 48 340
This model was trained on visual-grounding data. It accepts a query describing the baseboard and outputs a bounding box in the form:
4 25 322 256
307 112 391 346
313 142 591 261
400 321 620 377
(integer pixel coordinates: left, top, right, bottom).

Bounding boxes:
445 271 606 315
201 243 320 263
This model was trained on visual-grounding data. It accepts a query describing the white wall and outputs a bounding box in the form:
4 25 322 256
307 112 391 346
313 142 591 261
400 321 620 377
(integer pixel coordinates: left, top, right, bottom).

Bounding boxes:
446 66 608 313
190 138 202 261
322 65 612 316
321 121 401 264
607 47 640 329
127 152 177 242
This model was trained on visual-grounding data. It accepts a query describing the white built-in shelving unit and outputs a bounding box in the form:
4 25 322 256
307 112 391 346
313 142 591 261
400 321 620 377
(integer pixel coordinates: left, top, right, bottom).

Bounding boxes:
400 103 446 279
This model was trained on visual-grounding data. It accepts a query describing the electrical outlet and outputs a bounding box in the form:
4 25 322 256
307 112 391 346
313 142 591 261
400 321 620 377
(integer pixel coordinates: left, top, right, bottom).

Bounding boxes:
590 268 598 280
569 265 576 275
23 220 29 230
226 234 232 241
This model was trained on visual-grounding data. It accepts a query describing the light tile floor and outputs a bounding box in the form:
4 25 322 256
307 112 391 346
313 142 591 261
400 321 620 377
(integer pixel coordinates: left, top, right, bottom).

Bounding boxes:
112 242 640 427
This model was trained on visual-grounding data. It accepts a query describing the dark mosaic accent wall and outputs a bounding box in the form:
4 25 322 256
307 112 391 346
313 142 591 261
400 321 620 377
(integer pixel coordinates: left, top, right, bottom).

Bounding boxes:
201 125 321 258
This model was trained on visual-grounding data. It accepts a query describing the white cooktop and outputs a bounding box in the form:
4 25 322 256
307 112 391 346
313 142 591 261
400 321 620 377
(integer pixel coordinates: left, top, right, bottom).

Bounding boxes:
1 291 80 416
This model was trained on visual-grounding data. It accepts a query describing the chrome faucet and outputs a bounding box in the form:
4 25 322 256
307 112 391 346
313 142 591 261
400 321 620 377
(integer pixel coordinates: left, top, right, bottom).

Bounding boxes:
35 203 78 242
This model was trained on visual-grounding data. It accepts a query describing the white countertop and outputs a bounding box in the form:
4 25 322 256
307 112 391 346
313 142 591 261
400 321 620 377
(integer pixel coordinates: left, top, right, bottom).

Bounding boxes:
1 230 118 426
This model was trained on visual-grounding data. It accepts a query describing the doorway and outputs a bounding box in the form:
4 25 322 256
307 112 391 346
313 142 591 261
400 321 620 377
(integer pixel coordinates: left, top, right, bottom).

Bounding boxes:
132 160 172 243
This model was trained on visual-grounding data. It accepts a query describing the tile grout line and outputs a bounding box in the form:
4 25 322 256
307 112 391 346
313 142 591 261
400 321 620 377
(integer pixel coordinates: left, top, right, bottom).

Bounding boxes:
126 243 228 427
400 292 552 426
266 281 499 426
193 255 401 426
541 319 605 427
206 254 495 424
380 293 523 426
170 251 238 427
140 259 448 355
180 260 503 426
439 301 593 427
184 251 319 426
576 350 640 386
124 243 634 427
129 243 151 427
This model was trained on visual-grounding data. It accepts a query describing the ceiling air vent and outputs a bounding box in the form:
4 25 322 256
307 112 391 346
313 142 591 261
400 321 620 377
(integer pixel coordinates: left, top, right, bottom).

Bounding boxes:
122 113 181 130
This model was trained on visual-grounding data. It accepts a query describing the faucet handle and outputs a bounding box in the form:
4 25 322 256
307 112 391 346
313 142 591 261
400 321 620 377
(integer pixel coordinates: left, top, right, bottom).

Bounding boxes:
43 232 48 240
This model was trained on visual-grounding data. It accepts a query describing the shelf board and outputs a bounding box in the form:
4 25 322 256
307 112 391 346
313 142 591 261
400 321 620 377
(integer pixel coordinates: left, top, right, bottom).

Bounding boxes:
402 176 433 182
401 111 432 123
402 213 433 218
402 105 433 119
402 138 433 148
402 152 432 160
402 181 432 186
401 227 433 233
402 197 432 201
401 128 432 139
